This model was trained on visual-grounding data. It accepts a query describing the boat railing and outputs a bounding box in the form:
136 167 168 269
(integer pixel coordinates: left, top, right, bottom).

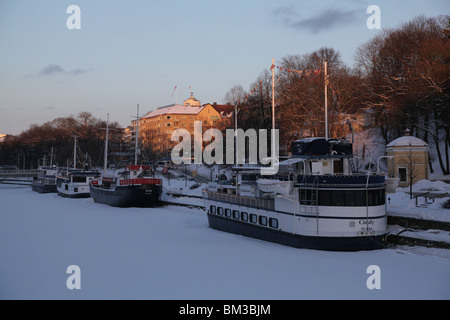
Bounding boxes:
204 190 275 211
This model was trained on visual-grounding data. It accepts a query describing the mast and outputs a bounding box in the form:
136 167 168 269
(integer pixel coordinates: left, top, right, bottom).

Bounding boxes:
135 104 139 166
104 113 109 171
324 61 328 140
73 135 78 169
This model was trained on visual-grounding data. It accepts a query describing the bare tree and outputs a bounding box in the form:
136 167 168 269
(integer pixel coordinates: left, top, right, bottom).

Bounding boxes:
223 84 246 105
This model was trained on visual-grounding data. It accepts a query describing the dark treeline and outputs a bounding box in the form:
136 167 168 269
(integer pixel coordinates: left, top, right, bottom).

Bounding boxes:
224 15 449 175
0 112 123 169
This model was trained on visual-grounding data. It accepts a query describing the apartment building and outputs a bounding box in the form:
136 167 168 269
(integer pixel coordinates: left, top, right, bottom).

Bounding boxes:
133 93 234 159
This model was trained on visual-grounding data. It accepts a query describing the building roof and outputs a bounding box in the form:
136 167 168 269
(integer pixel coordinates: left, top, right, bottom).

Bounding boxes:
210 104 234 117
386 135 429 148
143 104 205 118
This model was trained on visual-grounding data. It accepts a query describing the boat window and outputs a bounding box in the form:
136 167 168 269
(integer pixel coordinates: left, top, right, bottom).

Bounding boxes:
259 216 268 226
344 190 356 206
73 176 87 183
368 189 386 206
217 207 223 216
333 190 345 206
250 214 257 224
233 210 240 220
299 188 317 206
210 205 216 214
225 208 231 218
318 190 332 206
269 218 278 229
241 212 248 222
317 189 386 207
354 191 366 206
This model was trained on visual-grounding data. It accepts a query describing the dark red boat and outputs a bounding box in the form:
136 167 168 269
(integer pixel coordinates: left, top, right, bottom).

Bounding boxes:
90 165 162 207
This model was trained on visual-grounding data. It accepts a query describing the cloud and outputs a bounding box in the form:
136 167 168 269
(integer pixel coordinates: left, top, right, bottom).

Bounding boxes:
69 68 91 76
37 64 91 77
273 6 360 34
38 64 65 76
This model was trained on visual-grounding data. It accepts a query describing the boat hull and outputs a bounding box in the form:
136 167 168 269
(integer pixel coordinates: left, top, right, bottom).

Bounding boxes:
32 182 57 193
207 213 386 251
90 184 162 208
57 190 90 199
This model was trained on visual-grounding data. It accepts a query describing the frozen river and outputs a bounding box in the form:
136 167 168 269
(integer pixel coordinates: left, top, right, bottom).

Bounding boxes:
0 184 449 300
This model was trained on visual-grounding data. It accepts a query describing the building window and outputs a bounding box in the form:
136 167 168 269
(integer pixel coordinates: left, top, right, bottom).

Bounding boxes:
398 167 407 182
225 208 231 218
233 210 239 220
241 212 248 222
217 207 223 216
250 214 257 224
210 205 216 214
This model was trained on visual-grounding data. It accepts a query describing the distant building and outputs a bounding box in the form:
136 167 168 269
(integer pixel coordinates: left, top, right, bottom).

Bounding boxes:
386 129 429 187
135 93 234 159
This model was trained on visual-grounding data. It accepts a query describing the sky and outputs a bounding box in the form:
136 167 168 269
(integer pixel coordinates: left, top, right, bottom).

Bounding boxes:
0 0 448 135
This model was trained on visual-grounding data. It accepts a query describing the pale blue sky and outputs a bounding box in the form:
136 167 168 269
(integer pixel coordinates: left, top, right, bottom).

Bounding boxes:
0 0 448 135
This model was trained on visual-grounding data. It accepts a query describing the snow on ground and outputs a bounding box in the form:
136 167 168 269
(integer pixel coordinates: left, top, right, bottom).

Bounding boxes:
388 179 450 223
0 184 449 300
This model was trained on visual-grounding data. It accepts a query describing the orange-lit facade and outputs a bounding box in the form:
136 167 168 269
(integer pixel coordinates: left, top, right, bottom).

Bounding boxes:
132 94 234 158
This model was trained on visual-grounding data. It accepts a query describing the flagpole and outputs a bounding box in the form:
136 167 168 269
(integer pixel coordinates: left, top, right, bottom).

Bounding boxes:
271 58 276 159
272 58 275 133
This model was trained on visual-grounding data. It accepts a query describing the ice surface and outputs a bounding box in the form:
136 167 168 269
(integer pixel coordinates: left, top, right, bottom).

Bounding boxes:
0 184 449 300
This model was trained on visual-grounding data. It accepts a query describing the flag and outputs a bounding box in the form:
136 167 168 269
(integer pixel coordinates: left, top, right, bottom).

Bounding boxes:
170 85 177 97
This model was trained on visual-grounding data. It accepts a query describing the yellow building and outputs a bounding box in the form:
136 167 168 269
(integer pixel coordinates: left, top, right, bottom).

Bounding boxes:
138 93 234 158
386 130 429 187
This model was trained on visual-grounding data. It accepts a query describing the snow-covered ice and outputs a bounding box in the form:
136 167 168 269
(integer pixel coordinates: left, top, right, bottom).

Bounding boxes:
0 184 449 300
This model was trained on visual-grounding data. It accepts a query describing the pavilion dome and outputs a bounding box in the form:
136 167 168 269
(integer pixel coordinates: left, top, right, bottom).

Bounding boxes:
386 135 429 148
386 129 429 148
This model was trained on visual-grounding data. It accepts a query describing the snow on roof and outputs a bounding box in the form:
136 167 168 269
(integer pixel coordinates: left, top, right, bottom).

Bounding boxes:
386 135 429 148
143 104 205 118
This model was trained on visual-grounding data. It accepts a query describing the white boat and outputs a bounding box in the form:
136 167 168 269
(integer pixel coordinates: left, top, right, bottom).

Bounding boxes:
32 166 59 193
203 138 388 251
57 170 101 198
